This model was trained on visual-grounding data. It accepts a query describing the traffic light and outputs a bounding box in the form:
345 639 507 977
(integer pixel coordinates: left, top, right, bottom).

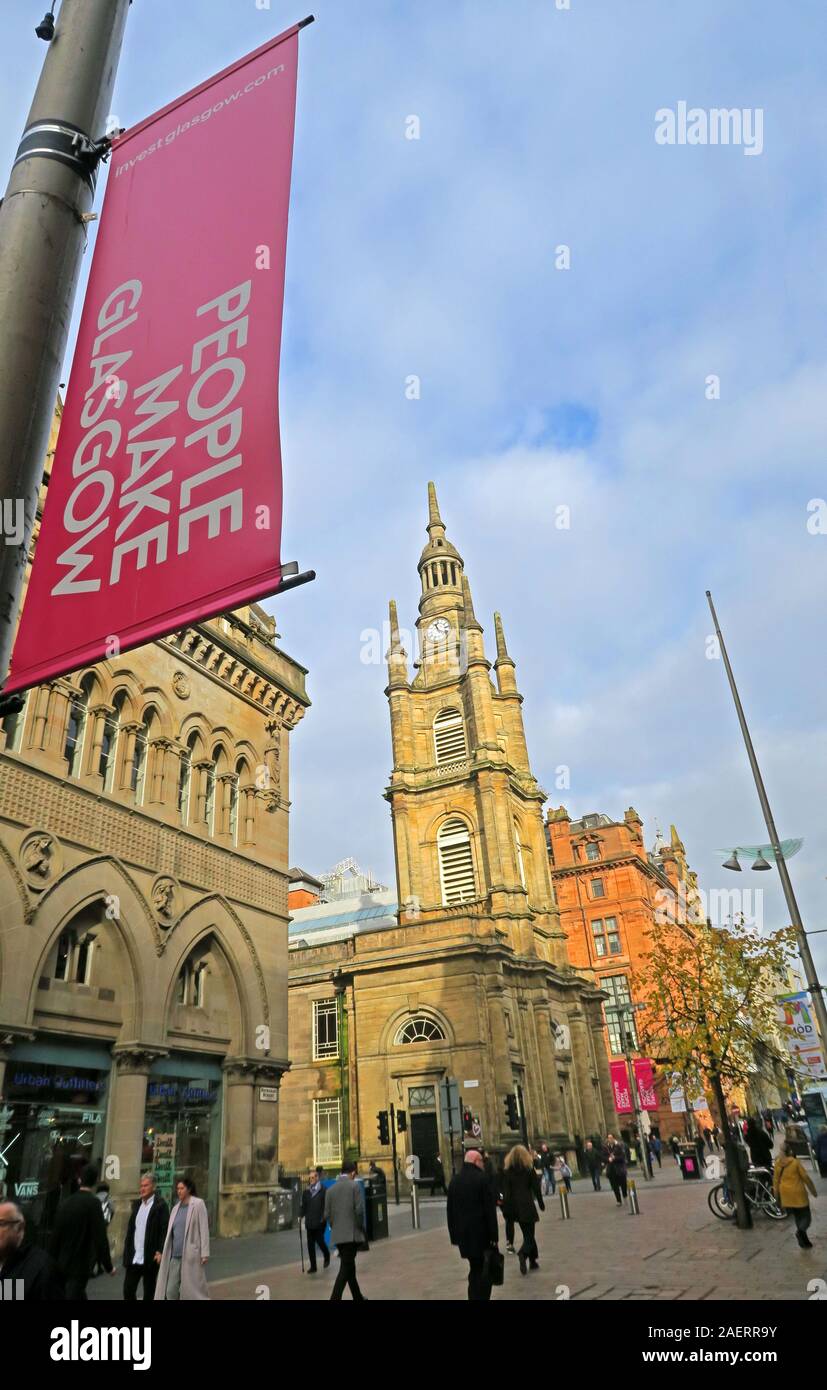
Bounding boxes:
504 1092 519 1131
377 1110 390 1145
396 1109 407 1133
462 1107 474 1135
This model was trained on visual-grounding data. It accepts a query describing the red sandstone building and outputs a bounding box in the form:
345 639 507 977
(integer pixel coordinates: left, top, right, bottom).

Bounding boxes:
546 807 711 1141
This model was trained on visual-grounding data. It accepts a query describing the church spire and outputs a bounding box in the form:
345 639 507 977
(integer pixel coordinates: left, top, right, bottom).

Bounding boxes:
386 598 409 686
427 481 444 534
418 481 464 618
493 611 518 695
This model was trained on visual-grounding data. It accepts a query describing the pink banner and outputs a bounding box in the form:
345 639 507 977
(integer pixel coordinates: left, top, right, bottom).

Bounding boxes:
6 22 305 694
610 1060 632 1113
633 1058 658 1111
610 1058 658 1112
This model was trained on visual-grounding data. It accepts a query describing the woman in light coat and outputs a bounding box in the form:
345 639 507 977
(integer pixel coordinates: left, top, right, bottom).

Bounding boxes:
155 1176 210 1300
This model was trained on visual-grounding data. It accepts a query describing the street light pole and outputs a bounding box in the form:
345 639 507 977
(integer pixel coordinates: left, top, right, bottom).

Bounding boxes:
0 0 132 686
706 592 827 1051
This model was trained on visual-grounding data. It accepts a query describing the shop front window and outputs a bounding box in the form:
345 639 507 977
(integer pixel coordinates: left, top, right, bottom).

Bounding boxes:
143 1072 220 1225
1 1063 108 1241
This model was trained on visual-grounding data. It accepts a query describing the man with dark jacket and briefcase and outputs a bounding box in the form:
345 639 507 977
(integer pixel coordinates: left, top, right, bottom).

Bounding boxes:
447 1149 499 1301
122 1172 169 1301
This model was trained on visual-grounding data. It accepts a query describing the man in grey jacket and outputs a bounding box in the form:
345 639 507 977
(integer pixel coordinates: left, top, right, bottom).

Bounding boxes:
324 1161 366 1301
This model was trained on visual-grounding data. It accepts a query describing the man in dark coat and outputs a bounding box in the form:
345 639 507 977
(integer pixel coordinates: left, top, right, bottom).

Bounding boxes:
0 1202 65 1300
301 1168 330 1274
605 1134 628 1205
584 1140 603 1191
122 1172 169 1301
447 1149 499 1301
745 1118 773 1171
429 1154 448 1196
50 1163 115 1299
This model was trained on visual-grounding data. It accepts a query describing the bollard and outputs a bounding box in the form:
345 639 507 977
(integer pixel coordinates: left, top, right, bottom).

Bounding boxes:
411 1183 420 1230
629 1179 640 1215
559 1186 571 1220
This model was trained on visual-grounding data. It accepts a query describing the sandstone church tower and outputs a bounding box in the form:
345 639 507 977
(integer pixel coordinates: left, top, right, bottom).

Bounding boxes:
382 483 616 1150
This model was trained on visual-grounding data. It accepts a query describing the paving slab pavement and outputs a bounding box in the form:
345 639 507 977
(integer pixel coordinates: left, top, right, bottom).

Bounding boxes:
205 1169 827 1302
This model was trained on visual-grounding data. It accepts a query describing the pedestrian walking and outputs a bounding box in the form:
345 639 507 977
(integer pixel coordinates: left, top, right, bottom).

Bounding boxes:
495 1155 516 1253
301 1168 330 1275
49 1164 115 1299
711 1124 722 1150
649 1134 662 1169
703 1126 714 1153
122 1172 168 1302
429 1154 448 1196
154 1177 210 1301
745 1117 774 1171
814 1127 827 1179
773 1143 818 1249
553 1153 572 1193
669 1134 681 1165
447 1149 499 1300
762 1108 775 1138
605 1135 628 1206
0 1201 65 1300
584 1140 602 1191
367 1160 387 1194
539 1143 554 1197
502 1144 544 1275
325 1160 367 1301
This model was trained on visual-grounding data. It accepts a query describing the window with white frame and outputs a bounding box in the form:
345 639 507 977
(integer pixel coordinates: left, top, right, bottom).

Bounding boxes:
438 818 476 905
313 999 339 1059
313 1097 342 1165
394 1016 446 1045
433 707 467 764
591 916 621 958
603 973 637 1054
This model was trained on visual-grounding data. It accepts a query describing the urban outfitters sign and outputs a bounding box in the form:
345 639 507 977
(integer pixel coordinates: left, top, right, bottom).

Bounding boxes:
5 21 308 695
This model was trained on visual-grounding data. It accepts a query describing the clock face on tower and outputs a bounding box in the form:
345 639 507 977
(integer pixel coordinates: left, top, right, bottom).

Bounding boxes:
426 618 450 643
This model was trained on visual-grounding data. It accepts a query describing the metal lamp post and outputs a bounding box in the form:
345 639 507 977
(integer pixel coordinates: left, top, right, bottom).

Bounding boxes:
604 1002 652 1180
706 592 827 1053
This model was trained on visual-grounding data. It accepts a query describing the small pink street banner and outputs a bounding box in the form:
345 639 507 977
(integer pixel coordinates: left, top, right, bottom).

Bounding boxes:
6 21 307 692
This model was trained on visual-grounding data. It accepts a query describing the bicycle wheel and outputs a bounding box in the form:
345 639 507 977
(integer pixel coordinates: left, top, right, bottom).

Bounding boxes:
754 1183 788 1221
708 1183 735 1219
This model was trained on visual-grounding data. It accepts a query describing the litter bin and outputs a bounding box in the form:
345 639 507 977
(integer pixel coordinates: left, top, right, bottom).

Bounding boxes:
267 1188 294 1231
362 1178 389 1241
678 1145 701 1181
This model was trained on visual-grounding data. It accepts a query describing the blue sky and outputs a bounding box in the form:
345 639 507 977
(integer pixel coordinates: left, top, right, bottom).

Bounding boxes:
3 0 826 981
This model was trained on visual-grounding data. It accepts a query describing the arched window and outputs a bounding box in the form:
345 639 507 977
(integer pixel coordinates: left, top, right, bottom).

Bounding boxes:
102 692 126 792
433 707 466 764
131 709 154 804
1 691 29 754
178 731 198 824
205 746 221 836
515 820 526 889
64 674 94 777
97 695 119 789
176 949 208 1007
394 1017 447 1045
438 817 476 905
230 759 246 845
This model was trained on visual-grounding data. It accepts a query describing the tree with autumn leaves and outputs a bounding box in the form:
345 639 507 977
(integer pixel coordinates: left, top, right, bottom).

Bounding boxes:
637 911 797 1229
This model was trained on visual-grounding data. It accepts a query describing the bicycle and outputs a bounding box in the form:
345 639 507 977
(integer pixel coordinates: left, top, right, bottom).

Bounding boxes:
707 1165 787 1221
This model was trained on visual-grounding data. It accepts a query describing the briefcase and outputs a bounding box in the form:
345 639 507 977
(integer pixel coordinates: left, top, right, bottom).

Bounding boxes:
484 1245 504 1287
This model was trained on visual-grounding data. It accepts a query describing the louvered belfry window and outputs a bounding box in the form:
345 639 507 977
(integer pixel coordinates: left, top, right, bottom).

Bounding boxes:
433 707 467 764
438 818 476 905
